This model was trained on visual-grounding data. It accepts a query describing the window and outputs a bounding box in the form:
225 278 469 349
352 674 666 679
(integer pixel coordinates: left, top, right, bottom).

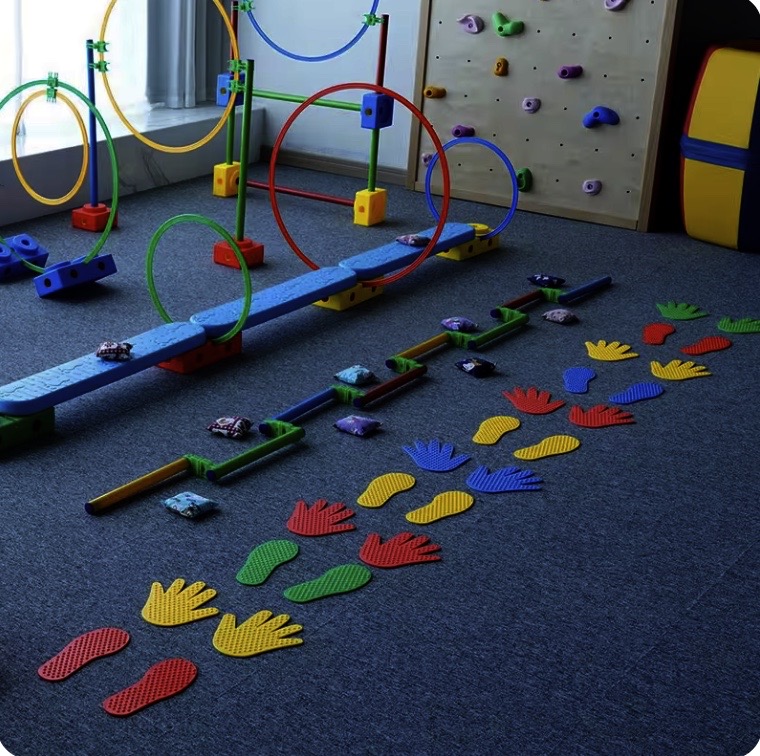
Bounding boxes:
0 0 147 143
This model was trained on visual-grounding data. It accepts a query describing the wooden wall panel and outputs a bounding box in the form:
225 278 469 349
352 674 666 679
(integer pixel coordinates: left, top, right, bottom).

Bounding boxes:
408 0 680 229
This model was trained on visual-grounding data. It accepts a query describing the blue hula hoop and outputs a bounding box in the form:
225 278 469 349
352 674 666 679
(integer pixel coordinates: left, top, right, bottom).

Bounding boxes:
424 136 519 240
246 2 381 63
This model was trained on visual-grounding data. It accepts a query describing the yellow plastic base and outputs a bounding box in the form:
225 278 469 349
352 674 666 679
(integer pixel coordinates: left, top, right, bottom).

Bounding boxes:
313 283 384 311
212 162 240 197
437 224 501 260
353 188 387 226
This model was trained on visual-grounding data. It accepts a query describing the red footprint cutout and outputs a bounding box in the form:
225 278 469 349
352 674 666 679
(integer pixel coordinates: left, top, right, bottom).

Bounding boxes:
642 323 676 345
38 627 130 681
681 336 732 355
102 658 197 717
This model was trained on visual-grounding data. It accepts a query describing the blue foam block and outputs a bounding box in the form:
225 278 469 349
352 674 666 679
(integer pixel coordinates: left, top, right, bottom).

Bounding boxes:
339 223 477 279
191 266 358 339
0 322 207 416
33 254 117 298
0 234 49 282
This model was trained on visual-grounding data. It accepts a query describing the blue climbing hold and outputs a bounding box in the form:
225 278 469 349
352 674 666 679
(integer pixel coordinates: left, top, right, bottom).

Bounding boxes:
583 107 620 128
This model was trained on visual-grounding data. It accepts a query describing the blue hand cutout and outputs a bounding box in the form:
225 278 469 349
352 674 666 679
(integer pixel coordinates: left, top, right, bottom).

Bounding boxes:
402 439 471 472
466 465 543 493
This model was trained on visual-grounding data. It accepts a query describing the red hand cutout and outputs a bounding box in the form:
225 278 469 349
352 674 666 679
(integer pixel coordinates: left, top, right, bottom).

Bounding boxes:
359 532 442 568
503 386 565 414
287 499 356 536
568 404 635 428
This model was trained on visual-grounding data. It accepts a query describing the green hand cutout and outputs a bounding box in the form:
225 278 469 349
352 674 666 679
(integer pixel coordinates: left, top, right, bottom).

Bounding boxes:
141 578 219 627
717 316 760 334
655 302 708 320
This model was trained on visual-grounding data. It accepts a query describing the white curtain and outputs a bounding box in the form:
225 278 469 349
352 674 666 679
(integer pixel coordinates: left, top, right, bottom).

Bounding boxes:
0 0 147 138
146 0 226 108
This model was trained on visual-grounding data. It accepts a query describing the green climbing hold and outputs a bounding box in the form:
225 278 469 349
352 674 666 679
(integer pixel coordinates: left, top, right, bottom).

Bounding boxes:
517 168 533 192
492 11 524 36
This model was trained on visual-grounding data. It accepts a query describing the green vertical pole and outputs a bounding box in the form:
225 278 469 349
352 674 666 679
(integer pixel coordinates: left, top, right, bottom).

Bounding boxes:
367 128 380 192
235 59 255 241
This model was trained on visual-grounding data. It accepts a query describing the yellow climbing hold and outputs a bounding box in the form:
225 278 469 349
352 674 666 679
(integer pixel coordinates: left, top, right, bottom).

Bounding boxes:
357 472 416 508
472 415 521 445
405 490 474 525
513 434 581 461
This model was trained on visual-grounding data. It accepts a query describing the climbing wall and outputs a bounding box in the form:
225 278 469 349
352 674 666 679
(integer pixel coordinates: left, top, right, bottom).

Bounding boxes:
408 0 680 229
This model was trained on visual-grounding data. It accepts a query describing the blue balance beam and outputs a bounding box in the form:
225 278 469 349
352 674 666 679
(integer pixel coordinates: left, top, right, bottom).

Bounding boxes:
0 322 207 416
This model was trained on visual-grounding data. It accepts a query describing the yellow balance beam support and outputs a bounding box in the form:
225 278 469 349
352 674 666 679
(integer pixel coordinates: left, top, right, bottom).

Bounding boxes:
314 282 384 311
437 223 500 261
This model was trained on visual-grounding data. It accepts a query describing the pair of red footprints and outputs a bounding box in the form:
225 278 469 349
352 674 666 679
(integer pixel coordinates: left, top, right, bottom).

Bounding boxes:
503 387 634 427
38 628 194 717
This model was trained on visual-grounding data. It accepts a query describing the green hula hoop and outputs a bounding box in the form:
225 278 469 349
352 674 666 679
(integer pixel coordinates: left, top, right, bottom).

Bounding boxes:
146 214 253 344
0 78 119 273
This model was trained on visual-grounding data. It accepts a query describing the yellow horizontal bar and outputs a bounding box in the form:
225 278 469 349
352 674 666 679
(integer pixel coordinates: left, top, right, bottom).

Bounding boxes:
397 332 451 360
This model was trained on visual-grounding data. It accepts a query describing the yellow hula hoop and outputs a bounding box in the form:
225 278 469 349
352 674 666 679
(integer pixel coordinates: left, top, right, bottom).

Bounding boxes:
11 90 89 206
99 0 241 154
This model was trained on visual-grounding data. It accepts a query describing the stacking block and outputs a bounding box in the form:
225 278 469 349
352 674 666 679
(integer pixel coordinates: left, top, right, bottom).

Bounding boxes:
0 322 207 416
190 267 358 339
361 93 394 129
33 254 117 298
71 204 117 232
0 234 49 282
354 188 387 227
437 224 500 261
216 72 244 107
158 333 243 374
339 222 475 279
681 45 760 250
313 282 383 311
212 238 264 269
212 162 240 198
0 408 55 454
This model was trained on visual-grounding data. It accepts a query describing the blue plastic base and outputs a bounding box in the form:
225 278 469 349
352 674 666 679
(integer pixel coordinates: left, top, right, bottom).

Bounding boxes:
216 72 245 107
33 254 117 298
0 234 49 282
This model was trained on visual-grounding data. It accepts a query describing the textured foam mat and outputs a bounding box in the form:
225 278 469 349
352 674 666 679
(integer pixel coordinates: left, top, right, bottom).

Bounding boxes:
568 405 635 428
681 336 732 355
584 340 639 361
466 465 543 493
405 491 474 524
359 532 442 568
472 415 521 444
357 472 416 508
236 540 299 585
514 434 581 460
650 359 712 381
102 658 197 717
642 323 676 345
402 439 471 472
212 611 304 658
38 627 130 681
287 499 356 536
502 387 565 414
141 579 219 627
283 564 372 603
563 367 597 394
609 382 665 404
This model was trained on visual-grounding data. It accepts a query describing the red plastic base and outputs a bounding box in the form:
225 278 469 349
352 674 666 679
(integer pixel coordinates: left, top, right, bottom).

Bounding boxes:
71 204 117 232
158 333 243 374
213 238 265 269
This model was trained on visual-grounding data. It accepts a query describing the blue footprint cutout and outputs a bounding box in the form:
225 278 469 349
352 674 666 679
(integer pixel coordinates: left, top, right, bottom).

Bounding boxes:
609 382 664 405
563 366 597 394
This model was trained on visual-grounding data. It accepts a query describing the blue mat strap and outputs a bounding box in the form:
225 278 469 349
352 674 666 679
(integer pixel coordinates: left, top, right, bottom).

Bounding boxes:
0 322 207 416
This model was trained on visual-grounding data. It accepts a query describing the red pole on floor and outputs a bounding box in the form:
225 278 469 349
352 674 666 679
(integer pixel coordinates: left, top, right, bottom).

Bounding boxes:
247 180 355 207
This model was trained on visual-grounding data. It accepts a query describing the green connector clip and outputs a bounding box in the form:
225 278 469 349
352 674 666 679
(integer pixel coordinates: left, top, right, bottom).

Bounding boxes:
88 40 109 53
541 287 563 303
184 453 215 479
385 356 424 374
229 59 246 73
259 420 301 438
229 80 246 94
235 1 254 12
46 72 59 103
363 13 384 25
332 384 366 405
445 332 472 349
91 61 110 73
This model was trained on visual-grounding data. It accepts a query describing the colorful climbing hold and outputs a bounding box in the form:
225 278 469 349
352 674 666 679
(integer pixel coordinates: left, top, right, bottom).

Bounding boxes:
582 179 602 195
522 97 541 114
452 124 476 138
583 106 620 128
423 85 446 99
493 57 509 76
457 14 485 33
558 65 583 79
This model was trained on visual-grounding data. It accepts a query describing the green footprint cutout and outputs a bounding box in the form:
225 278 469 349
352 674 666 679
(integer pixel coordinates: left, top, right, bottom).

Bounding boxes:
283 564 372 603
236 539 299 586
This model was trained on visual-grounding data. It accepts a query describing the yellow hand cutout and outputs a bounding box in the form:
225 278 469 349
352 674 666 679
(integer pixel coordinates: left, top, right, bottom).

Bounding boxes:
213 611 304 658
141 578 219 627
585 340 639 361
650 359 711 381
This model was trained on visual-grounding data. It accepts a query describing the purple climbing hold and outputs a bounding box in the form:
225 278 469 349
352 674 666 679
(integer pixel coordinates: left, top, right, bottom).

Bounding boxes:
522 98 541 114
421 153 433 166
604 0 629 10
451 124 476 138
583 179 603 196
558 65 583 79
457 14 485 33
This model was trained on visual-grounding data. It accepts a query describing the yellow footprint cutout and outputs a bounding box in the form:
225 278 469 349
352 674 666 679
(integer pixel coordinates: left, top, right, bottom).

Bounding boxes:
513 434 581 460
405 491 474 525
472 415 521 445
357 472 416 508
